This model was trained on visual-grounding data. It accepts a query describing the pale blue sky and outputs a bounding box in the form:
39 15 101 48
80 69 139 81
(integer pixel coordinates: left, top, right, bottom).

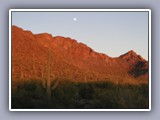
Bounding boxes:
12 11 148 60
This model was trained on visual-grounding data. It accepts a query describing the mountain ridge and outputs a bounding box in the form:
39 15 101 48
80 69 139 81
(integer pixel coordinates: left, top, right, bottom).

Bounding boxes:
11 25 148 84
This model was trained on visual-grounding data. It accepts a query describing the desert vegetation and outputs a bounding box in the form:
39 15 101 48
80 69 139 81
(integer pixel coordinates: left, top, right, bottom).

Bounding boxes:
12 79 149 109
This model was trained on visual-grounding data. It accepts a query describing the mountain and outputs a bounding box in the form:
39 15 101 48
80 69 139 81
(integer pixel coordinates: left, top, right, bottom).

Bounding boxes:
119 50 146 65
11 25 148 84
119 50 148 78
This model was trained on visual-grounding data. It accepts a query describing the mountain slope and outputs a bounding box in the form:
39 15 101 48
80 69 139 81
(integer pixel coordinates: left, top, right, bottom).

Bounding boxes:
11 25 148 84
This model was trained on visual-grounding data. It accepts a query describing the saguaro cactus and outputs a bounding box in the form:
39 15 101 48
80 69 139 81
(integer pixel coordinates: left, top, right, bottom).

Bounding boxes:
20 66 23 79
31 54 35 79
46 48 51 99
45 48 59 100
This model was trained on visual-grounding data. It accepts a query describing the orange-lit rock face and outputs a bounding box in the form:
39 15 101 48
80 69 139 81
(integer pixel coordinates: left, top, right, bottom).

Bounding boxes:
119 50 146 64
12 26 148 84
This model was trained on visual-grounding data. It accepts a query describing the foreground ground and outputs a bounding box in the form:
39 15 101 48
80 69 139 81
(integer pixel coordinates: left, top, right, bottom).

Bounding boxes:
12 79 149 109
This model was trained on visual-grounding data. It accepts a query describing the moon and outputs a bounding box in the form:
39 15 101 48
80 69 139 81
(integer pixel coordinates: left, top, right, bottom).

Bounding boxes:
73 18 77 21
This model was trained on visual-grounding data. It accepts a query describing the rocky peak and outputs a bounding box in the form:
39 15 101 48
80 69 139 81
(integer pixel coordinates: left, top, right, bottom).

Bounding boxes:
119 50 146 63
35 33 53 41
12 25 23 31
122 50 137 58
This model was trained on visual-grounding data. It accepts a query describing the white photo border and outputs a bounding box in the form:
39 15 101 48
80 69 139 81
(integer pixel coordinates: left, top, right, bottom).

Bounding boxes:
9 9 151 111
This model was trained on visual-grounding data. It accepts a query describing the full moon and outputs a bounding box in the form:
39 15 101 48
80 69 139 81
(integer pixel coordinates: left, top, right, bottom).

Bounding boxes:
73 18 77 21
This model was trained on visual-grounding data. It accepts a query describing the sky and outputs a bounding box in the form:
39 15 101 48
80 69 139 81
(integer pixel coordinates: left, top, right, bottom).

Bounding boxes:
12 11 148 60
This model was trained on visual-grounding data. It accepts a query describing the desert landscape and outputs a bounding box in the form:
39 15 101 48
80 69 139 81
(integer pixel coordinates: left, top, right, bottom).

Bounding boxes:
11 25 149 109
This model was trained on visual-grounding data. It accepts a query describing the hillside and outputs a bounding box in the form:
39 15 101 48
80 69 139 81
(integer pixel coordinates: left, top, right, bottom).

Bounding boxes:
11 25 148 84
